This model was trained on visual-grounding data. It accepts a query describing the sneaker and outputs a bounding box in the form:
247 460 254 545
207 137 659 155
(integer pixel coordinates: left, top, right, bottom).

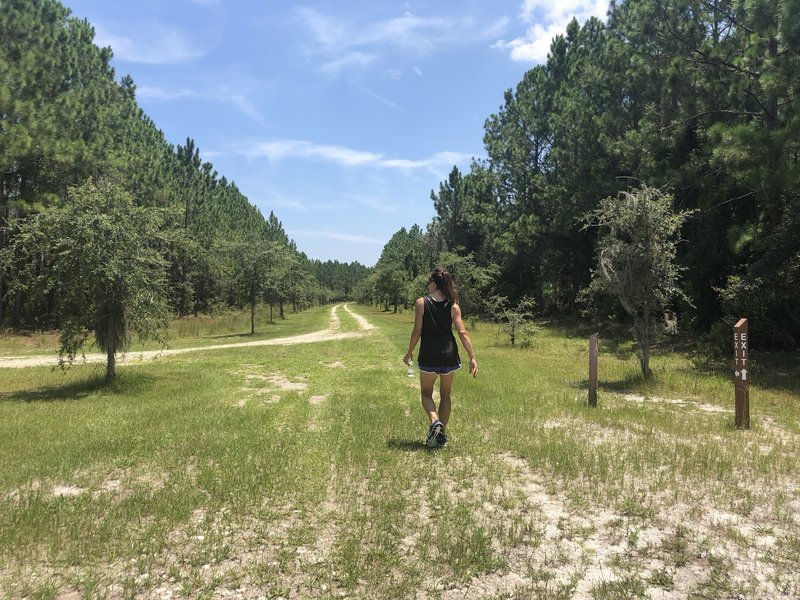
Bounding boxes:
435 427 448 447
426 420 443 447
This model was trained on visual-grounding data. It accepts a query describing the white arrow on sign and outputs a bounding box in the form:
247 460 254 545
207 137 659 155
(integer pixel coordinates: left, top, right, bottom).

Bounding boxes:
741 369 747 381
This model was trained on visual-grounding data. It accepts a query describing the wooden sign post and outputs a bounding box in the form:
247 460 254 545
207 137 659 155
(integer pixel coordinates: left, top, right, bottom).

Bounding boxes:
588 334 598 407
733 318 750 429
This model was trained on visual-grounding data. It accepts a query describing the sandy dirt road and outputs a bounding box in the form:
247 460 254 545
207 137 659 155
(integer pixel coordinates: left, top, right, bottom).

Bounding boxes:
0 304 374 369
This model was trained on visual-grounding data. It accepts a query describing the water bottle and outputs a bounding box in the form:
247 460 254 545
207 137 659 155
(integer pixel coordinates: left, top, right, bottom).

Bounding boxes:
406 360 414 377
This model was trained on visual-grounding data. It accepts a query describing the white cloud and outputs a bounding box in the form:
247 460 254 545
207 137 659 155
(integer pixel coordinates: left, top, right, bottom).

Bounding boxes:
379 151 471 170
492 22 566 63
290 230 385 245
361 13 453 51
520 0 608 24
346 194 397 213
137 85 197 100
136 84 264 124
243 140 381 166
95 24 206 64
494 0 608 63
320 51 376 75
480 16 511 39
347 79 400 110
257 194 310 212
237 140 471 172
293 7 349 49
293 7 497 76
295 8 455 53
219 91 265 125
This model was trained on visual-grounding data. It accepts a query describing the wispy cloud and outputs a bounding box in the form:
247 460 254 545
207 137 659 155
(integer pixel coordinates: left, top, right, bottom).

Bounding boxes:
290 230 385 245
218 89 265 125
243 140 381 166
378 151 471 171
295 8 448 53
346 193 397 213
95 24 206 64
480 16 511 39
293 7 498 75
137 85 198 100
254 193 310 212
237 139 471 172
320 51 376 76
135 84 264 124
493 0 608 63
347 79 400 110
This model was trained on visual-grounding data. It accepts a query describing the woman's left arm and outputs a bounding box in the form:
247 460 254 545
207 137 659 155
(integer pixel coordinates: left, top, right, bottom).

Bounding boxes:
452 304 478 377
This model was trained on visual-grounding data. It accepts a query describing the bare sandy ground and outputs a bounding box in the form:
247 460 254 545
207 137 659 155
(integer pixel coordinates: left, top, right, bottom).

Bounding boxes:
0 303 373 369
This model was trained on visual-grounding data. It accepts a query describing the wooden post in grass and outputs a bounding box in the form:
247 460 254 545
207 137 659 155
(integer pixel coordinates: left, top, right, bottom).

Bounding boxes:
733 318 750 429
588 333 598 407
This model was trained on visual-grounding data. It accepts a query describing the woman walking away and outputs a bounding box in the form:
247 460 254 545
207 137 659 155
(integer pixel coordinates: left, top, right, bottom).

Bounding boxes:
403 267 477 447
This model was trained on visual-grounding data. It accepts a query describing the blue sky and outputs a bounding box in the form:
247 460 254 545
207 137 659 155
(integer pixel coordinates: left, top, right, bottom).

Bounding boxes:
65 0 609 266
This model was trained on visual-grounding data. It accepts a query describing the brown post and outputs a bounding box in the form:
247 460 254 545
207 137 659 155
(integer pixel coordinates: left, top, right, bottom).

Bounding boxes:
589 334 598 407
733 318 750 429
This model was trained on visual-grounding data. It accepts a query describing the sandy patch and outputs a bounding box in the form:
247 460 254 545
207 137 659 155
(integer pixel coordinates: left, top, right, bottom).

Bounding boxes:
618 393 730 414
308 394 328 406
95 478 124 496
237 369 311 406
52 485 85 497
425 452 798 599
265 374 308 392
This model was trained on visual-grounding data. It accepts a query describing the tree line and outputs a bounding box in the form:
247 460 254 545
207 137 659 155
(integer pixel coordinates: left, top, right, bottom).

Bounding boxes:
3 0 797 378
365 0 799 352
0 0 370 376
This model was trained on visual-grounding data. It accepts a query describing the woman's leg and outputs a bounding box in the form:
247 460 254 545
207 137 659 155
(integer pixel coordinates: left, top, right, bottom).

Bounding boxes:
419 371 439 423
438 372 455 426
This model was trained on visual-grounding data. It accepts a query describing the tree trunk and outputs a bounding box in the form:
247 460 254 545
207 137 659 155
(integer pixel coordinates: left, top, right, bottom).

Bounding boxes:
105 318 116 383
279 301 284 319
764 34 781 234
635 317 651 378
250 299 256 334
13 288 22 328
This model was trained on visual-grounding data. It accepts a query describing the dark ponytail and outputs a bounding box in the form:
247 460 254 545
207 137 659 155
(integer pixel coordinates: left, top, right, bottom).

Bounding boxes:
429 267 459 304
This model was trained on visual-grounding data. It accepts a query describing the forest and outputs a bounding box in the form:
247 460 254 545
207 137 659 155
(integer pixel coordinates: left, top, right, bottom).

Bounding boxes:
2 0 799 359
0 0 367 344
361 0 800 352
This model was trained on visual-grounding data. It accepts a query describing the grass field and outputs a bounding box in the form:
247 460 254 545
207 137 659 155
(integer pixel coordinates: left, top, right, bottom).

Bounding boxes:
1 304 798 599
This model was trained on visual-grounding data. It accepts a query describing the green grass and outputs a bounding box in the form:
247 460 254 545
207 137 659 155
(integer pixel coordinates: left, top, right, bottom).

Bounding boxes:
0 305 798 598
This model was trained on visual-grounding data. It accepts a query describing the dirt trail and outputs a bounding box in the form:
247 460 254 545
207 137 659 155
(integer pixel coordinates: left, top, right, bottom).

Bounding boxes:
0 304 373 369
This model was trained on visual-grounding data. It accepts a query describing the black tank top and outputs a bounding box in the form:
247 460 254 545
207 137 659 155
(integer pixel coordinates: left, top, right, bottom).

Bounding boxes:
418 295 461 367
